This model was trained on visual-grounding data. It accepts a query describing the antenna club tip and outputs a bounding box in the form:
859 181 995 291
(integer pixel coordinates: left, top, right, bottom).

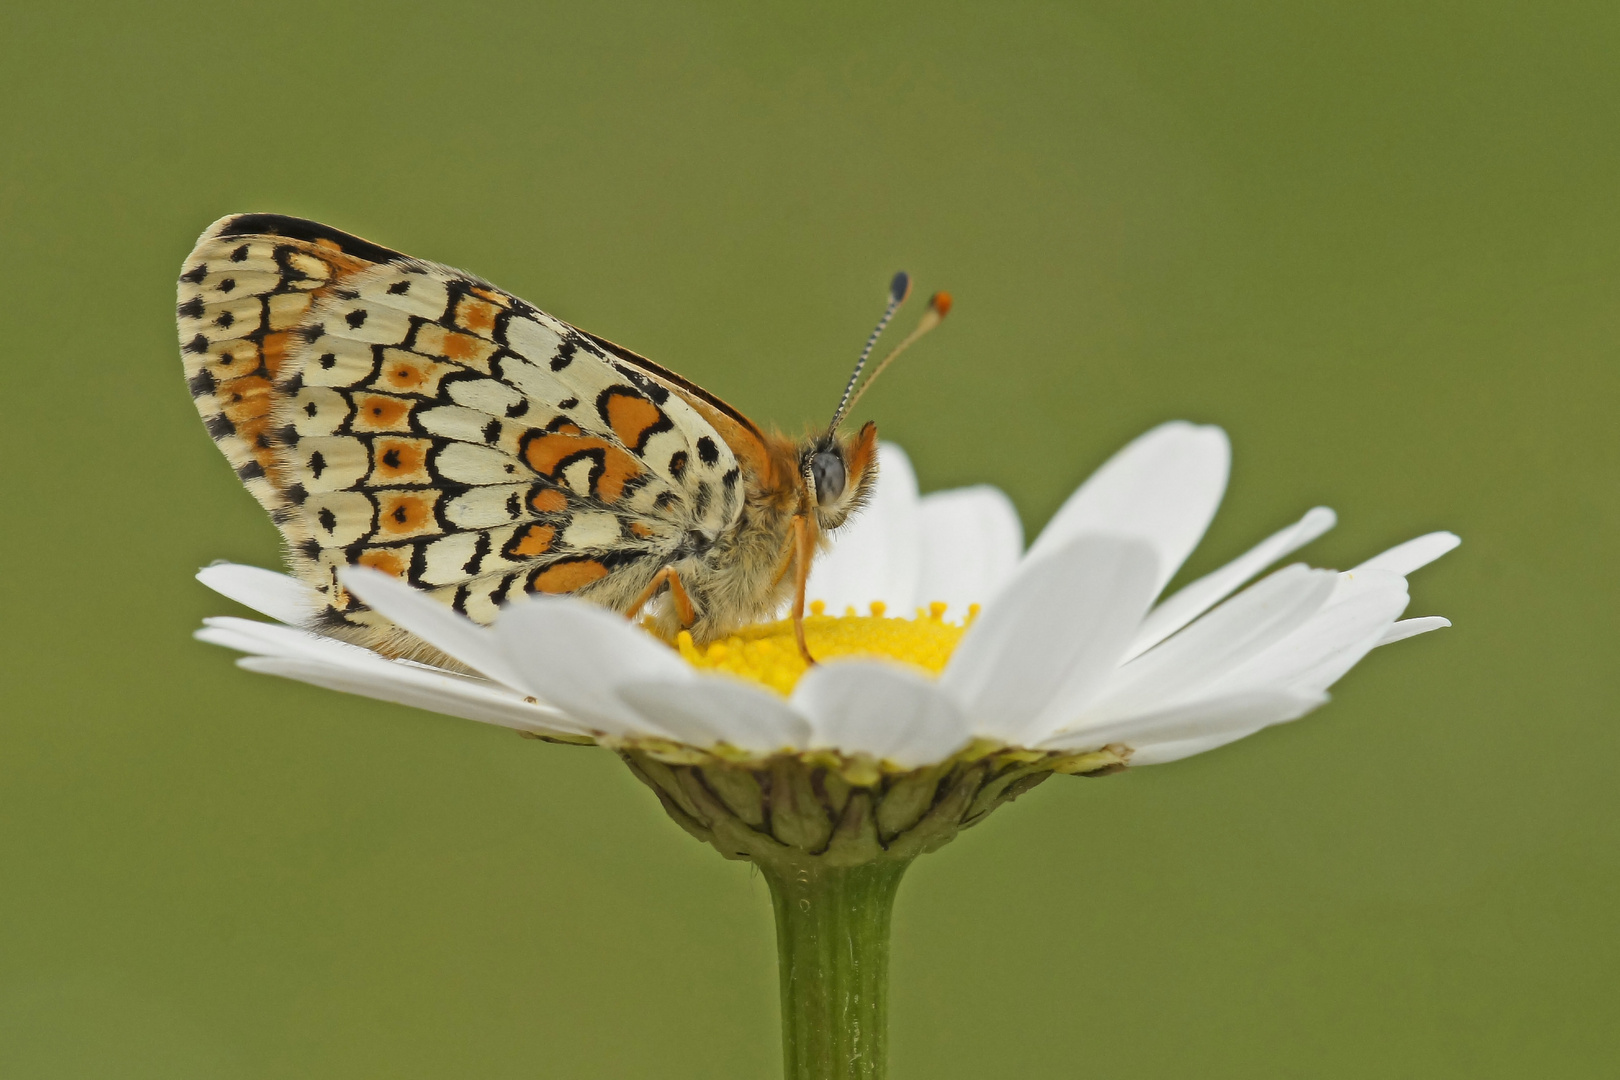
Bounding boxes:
889 271 912 303
929 291 953 317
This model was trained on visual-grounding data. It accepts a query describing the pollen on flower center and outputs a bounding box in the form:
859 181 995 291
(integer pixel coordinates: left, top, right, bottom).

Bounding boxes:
671 600 979 696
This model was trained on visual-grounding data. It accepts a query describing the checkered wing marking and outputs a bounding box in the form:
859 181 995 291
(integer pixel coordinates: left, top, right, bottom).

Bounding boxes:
177 214 745 630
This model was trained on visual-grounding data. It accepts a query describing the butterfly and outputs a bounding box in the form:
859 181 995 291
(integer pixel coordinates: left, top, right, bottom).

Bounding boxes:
177 214 949 664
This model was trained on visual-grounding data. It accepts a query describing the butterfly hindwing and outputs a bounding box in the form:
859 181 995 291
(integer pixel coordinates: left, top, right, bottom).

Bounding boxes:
178 214 747 642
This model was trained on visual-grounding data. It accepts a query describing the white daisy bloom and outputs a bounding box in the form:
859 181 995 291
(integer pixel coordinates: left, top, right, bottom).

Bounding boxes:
196 421 1456 773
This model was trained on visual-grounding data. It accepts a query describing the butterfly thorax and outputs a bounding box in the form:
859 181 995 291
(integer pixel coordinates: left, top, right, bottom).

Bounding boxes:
642 426 874 642
624 432 796 639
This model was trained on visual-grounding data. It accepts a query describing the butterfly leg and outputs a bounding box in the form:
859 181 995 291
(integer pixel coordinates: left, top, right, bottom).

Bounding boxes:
791 514 816 665
627 566 697 628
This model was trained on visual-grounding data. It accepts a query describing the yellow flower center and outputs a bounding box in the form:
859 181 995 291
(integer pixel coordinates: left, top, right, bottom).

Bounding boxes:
673 600 979 696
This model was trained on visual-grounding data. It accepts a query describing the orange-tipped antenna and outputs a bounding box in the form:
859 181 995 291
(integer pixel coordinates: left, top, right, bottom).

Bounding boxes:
841 291 953 417
827 272 912 434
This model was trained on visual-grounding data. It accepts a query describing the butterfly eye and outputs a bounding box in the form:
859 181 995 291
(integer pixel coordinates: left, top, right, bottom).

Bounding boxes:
811 448 846 507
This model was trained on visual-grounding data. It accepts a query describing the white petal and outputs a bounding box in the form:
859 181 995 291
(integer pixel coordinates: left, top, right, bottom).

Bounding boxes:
493 596 694 740
914 485 1025 619
618 677 812 755
339 566 526 689
1081 564 1337 723
1353 531 1460 576
196 616 380 665
1377 616 1451 646
1039 689 1326 753
1126 506 1336 660
941 535 1160 745
804 443 921 615
1125 726 1262 766
792 660 972 767
196 563 319 626
237 655 587 737
1214 569 1409 696
1026 422 1229 597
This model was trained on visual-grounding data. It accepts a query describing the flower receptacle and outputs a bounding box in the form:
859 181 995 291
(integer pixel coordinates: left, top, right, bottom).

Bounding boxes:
618 744 1129 871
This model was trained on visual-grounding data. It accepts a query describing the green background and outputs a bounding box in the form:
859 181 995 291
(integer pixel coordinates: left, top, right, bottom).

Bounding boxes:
2 3 1614 1076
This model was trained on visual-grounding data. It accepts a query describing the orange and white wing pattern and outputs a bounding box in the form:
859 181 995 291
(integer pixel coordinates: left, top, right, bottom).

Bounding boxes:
178 214 746 649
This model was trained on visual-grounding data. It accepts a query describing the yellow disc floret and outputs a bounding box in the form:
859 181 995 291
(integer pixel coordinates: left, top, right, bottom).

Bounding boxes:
672 600 980 696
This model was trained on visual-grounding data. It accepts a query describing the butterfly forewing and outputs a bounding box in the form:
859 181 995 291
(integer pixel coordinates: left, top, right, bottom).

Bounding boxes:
177 214 747 645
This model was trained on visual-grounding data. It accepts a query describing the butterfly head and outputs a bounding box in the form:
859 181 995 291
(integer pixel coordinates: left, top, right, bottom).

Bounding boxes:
800 421 879 530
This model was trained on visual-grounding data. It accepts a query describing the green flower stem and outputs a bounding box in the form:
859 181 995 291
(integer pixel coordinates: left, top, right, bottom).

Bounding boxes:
762 857 912 1080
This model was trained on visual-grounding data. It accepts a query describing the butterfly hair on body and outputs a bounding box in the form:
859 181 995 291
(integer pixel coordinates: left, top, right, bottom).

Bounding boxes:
177 214 950 665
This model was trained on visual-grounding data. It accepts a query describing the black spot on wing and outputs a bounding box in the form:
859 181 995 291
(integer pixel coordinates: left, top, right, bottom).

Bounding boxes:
177 297 204 319
406 540 431 585
489 573 517 608
668 451 688 480
179 264 208 284
462 532 492 575
550 338 578 372
696 437 719 465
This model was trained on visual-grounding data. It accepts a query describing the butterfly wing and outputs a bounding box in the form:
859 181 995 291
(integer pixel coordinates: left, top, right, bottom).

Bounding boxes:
178 214 749 650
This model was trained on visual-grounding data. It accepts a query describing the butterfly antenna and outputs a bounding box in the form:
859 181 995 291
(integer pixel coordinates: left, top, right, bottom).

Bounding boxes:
841 291 953 417
827 271 912 434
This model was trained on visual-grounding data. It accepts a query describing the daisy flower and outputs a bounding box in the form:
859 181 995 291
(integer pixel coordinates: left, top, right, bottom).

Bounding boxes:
199 421 1454 775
